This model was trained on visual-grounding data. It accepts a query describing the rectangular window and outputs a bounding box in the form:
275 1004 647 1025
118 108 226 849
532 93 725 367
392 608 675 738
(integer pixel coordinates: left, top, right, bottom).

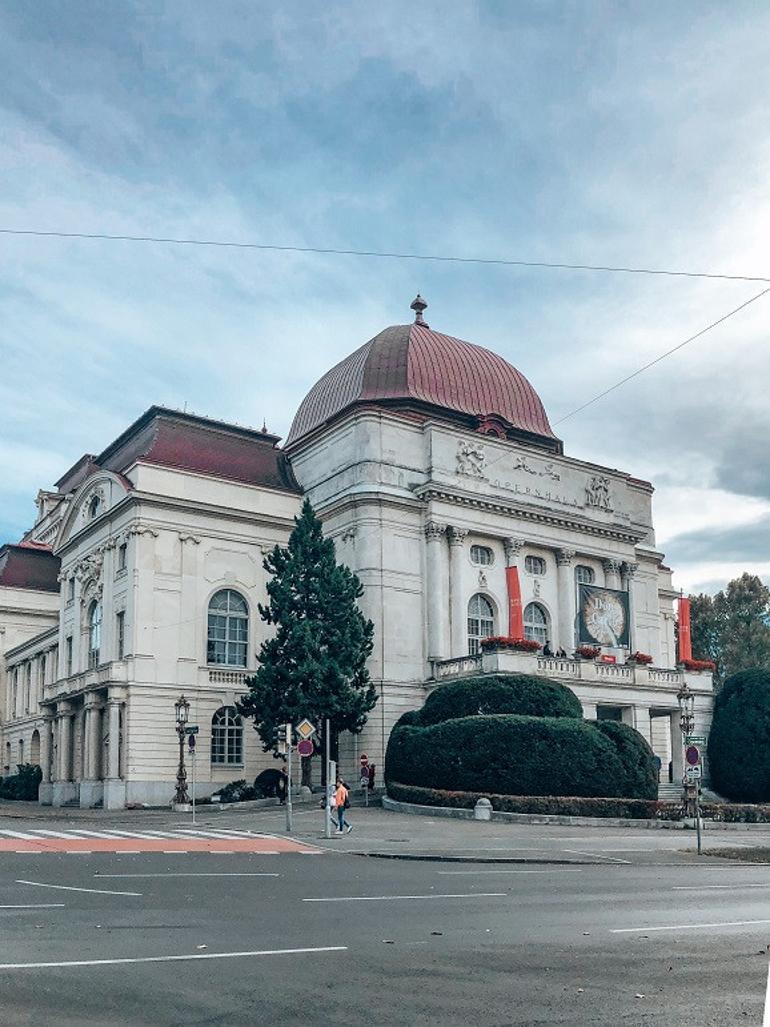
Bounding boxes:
65 636 73 677
67 577 75 603
25 663 32 713
116 611 125 660
117 543 127 572
39 654 47 686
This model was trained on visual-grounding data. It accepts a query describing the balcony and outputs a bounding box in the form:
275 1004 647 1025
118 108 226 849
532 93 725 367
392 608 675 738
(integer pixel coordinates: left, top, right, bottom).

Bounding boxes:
431 648 712 695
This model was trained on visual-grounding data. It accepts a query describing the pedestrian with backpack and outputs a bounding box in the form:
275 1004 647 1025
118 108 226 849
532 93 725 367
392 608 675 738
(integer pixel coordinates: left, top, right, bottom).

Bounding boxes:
335 777 352 834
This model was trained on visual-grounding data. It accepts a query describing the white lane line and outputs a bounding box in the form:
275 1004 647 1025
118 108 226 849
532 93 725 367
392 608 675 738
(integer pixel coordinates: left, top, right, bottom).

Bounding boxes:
57 831 138 840
0 904 65 909
763 961 770 1027
174 829 255 838
563 849 631 864
612 919 770 934
0 945 348 971
88 830 168 840
0 831 40 839
94 873 280 878
303 892 507 903
25 831 77 839
16 880 142 897
65 851 92 855
674 884 770 891
13 851 39 855
437 869 584 875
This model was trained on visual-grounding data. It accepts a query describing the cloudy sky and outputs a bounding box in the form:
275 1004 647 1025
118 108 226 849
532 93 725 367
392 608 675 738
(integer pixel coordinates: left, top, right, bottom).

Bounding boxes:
1 1 769 594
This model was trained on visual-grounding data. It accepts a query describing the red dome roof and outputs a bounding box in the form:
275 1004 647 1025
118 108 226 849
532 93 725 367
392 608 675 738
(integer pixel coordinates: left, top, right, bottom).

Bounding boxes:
286 321 558 448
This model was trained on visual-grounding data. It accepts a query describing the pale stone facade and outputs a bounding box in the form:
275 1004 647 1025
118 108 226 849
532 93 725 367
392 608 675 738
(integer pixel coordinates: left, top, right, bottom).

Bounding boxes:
0 304 713 807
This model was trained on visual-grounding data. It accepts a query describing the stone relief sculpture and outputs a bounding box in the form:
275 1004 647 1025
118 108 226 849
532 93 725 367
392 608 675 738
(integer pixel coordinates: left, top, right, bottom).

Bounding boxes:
512 455 538 475
585 475 612 510
456 439 486 478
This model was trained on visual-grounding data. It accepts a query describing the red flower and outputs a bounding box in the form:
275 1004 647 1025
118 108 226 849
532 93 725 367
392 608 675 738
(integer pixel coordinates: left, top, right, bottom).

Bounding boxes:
480 636 542 653
681 657 716 672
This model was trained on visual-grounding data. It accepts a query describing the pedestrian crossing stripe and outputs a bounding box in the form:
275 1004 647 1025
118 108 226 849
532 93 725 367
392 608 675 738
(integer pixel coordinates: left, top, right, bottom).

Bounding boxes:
0 828 320 855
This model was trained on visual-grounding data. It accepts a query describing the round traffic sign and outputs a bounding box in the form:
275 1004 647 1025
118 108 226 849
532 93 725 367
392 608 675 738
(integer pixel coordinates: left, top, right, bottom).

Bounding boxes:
685 744 700 766
297 738 314 758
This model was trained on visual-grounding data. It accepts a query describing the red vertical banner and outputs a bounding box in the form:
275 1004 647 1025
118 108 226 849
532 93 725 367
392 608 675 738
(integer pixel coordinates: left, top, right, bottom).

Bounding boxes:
506 565 524 638
678 596 692 662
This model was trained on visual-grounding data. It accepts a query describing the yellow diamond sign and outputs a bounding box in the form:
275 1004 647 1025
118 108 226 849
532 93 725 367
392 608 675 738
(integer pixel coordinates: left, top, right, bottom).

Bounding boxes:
296 719 316 741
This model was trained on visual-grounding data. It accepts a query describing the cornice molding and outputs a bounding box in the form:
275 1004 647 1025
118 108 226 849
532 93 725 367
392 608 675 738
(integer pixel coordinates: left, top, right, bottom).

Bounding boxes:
414 485 648 545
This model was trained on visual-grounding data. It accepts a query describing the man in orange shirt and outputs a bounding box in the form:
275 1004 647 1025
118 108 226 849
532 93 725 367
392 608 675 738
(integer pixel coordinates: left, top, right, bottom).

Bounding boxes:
334 778 352 834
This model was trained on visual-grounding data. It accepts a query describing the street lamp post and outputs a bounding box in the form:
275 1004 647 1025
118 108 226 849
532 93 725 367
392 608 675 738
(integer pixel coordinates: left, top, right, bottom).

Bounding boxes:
676 681 702 853
173 694 191 810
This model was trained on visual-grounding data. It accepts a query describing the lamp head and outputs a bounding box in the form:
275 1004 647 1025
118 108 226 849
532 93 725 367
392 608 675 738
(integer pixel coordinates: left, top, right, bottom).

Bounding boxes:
175 694 190 725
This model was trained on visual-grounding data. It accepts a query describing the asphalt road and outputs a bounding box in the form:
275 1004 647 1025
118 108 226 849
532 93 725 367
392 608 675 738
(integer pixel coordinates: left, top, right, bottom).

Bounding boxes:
2 812 770 1026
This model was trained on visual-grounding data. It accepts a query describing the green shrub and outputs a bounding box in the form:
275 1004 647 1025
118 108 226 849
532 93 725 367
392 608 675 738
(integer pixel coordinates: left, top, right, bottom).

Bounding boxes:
594 720 658 800
708 668 770 801
385 781 663 819
213 780 256 803
418 674 583 726
385 715 627 797
0 763 42 801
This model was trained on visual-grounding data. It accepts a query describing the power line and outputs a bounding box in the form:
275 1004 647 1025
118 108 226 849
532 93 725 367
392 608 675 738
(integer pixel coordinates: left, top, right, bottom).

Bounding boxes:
553 287 770 425
1 226 769 284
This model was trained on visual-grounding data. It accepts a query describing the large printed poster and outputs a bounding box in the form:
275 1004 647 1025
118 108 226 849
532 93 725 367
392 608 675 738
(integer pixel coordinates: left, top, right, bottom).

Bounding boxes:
577 584 630 648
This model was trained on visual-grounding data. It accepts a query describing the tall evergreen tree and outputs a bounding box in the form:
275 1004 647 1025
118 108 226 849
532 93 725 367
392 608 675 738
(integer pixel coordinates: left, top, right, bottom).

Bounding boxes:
238 499 376 785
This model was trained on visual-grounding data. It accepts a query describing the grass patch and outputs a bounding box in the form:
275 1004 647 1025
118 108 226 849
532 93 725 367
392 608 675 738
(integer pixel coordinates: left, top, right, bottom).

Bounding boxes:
706 847 770 863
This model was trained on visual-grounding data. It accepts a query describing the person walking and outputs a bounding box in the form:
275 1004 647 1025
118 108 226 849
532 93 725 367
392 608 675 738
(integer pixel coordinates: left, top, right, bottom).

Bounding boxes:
335 777 352 834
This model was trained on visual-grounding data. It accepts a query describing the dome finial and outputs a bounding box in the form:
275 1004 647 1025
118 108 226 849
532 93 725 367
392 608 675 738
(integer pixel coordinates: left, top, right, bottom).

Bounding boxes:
410 293 429 328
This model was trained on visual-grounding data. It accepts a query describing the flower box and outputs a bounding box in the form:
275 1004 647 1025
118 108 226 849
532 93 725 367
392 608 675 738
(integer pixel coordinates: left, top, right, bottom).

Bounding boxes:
629 651 653 665
480 636 542 653
680 657 716 672
574 645 601 660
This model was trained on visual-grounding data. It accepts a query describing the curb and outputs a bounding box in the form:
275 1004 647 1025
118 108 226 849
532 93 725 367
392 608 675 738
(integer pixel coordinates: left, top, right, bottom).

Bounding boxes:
348 851 606 865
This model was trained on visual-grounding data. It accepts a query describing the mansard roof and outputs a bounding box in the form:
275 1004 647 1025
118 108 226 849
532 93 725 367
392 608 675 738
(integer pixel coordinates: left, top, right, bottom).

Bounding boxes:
0 544 60 592
96 406 300 493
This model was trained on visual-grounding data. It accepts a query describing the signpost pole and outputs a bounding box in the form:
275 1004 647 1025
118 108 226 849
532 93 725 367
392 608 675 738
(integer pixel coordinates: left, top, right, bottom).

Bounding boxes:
286 722 293 834
191 741 196 826
324 718 331 840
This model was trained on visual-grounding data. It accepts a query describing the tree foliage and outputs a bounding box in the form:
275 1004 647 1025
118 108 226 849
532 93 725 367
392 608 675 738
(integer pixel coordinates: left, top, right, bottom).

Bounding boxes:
237 499 377 762
414 674 583 726
708 668 770 802
690 573 770 686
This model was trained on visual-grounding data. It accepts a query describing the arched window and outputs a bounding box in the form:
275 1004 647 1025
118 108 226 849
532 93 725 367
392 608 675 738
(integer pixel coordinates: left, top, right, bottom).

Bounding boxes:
211 706 243 765
524 602 549 645
88 600 102 669
467 593 495 655
575 565 595 585
18 739 24 766
525 555 547 576
4 741 11 773
30 729 40 765
470 544 494 566
207 590 249 667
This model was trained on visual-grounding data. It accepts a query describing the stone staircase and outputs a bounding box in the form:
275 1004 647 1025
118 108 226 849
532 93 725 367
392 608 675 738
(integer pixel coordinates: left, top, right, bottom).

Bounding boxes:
657 783 682 802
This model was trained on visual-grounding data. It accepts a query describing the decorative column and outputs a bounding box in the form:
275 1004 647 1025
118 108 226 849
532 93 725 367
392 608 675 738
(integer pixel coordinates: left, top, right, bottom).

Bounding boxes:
52 701 77 806
670 709 684 782
602 558 622 590
555 548 576 653
622 561 638 653
80 697 104 809
425 522 448 662
447 526 469 657
38 713 54 805
104 688 126 810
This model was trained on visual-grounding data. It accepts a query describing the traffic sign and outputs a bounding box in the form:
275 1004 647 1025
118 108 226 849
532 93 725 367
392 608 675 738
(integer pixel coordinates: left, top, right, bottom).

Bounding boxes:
685 744 701 767
685 765 702 781
185 725 199 735
297 738 314 758
685 735 706 745
296 719 316 741
187 733 196 750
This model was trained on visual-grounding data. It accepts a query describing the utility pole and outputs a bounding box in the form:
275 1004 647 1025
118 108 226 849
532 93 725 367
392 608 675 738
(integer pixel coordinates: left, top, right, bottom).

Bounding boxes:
285 722 293 833
324 718 331 839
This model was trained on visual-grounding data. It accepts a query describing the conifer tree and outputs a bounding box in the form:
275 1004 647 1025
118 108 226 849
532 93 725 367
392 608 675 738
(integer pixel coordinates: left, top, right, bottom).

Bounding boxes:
238 499 376 785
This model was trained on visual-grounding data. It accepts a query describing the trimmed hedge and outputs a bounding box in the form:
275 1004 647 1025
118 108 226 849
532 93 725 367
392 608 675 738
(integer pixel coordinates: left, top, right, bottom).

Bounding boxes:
416 674 583 726
0 763 42 801
595 720 658 801
386 781 664 820
708 668 770 802
385 714 629 798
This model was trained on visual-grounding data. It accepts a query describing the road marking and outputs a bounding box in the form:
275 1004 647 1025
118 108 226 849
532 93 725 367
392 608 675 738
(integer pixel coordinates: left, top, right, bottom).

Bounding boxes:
612 919 770 934
0 945 348 971
563 849 631 864
66 851 92 855
0 831 39 839
674 884 770 892
303 892 507 902
0 904 65 909
94 873 281 878
16 880 142 897
437 868 584 875
27 830 78 839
